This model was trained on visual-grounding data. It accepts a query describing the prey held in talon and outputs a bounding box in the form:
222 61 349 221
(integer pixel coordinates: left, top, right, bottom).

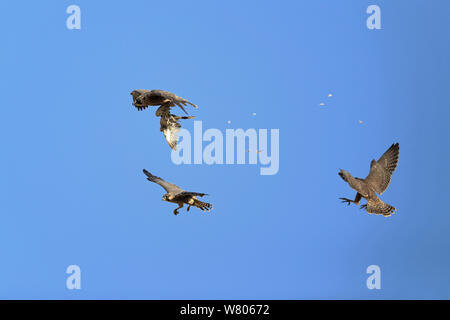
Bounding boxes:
143 169 212 216
131 89 197 151
338 143 400 217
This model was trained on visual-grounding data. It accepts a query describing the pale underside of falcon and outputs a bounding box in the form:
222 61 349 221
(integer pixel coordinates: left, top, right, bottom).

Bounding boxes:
157 106 194 150
143 169 212 215
130 89 198 150
338 143 400 217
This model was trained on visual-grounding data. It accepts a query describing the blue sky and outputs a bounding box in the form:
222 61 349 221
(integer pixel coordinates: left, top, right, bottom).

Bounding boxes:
1 0 449 299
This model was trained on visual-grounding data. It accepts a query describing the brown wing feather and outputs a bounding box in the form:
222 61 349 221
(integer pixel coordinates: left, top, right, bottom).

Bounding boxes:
365 143 400 194
142 169 183 194
151 90 197 114
131 89 198 114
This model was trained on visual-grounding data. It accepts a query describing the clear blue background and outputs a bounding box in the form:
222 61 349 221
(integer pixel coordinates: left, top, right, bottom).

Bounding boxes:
1 0 449 299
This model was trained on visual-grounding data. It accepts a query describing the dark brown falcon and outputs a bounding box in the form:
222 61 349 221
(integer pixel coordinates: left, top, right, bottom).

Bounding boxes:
130 89 198 114
143 169 212 216
338 143 400 217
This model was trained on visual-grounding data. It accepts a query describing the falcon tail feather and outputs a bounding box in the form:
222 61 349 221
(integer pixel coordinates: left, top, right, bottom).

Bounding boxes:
193 199 212 212
175 115 195 120
363 199 396 217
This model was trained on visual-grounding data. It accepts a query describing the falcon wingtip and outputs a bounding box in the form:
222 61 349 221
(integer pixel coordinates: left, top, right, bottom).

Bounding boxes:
143 169 153 177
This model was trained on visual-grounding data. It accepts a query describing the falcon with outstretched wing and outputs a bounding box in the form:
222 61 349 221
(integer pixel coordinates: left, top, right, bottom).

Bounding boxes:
338 143 400 217
143 169 212 215
130 89 198 114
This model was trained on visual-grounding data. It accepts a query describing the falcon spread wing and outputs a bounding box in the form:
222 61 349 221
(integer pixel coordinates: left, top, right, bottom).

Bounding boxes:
142 169 183 195
151 90 198 113
131 89 198 114
365 143 400 195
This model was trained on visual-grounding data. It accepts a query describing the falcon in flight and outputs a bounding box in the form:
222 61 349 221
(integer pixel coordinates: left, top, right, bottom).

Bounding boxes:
130 89 198 114
143 169 212 215
130 89 197 150
338 143 400 217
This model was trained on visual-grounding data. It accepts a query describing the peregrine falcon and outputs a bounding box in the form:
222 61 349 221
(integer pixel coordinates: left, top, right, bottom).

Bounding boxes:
339 143 400 217
143 169 212 215
130 89 197 150
130 89 198 114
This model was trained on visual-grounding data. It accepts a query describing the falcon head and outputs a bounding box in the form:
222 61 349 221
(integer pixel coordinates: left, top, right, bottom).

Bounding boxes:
130 90 144 106
162 194 170 202
130 90 138 98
